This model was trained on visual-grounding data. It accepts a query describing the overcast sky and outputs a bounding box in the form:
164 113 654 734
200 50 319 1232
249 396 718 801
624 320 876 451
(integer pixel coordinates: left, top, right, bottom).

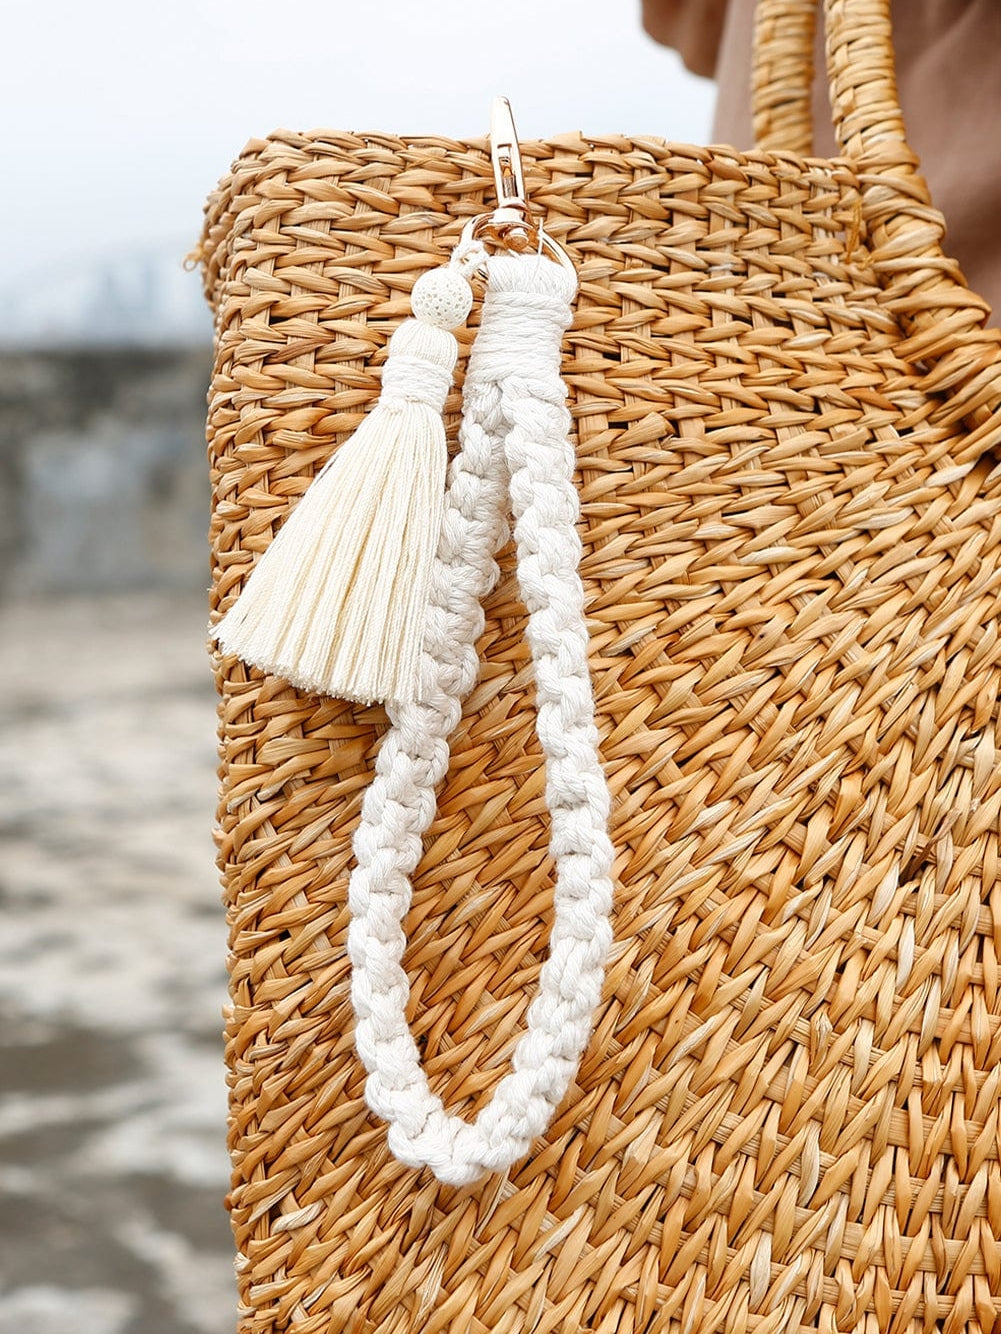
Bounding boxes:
7 0 715 285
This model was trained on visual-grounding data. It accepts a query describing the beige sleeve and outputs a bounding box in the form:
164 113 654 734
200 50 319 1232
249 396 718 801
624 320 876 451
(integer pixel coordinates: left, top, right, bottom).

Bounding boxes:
640 0 730 78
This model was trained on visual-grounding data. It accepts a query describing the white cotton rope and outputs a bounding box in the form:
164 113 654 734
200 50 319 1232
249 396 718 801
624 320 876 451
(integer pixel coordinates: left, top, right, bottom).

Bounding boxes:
346 250 617 1186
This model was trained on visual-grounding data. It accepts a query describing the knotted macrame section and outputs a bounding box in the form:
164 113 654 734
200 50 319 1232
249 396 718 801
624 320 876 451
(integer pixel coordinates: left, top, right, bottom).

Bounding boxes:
346 252 617 1185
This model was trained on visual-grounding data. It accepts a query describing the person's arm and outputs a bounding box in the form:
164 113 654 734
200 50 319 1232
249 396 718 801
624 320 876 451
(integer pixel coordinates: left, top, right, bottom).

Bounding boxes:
640 0 729 78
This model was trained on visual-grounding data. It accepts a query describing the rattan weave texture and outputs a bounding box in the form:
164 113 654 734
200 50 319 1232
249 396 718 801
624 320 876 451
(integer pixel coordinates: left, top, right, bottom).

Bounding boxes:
198 2 1001 1329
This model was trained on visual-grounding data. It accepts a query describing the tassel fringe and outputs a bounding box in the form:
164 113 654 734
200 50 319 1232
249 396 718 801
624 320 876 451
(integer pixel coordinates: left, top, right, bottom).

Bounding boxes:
213 269 473 705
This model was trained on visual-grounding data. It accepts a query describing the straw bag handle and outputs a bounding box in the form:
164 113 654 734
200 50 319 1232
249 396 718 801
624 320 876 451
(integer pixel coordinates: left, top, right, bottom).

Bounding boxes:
754 0 925 166
752 0 1001 452
752 0 816 157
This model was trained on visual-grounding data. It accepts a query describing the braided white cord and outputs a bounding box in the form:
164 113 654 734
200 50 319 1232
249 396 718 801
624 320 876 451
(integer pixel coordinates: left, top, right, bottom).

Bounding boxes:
347 253 615 1185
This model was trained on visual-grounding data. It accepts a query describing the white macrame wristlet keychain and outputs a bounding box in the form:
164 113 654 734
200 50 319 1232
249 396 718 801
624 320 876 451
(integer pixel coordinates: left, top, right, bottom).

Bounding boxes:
214 99 616 1185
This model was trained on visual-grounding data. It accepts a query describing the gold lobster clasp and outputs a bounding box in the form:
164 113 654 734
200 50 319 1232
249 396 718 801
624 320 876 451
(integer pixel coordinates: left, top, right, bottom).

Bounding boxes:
471 97 537 252
462 97 574 275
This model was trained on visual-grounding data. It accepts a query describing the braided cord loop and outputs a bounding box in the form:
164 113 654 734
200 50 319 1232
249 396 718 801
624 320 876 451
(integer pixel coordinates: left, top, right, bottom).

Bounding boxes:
346 252 616 1185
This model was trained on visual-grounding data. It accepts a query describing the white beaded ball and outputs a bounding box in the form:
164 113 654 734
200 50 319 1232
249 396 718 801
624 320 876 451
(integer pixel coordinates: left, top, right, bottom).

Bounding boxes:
411 266 474 330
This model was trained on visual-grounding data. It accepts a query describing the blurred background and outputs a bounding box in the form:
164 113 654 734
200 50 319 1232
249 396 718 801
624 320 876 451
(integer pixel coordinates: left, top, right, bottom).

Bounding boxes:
0 3 714 1331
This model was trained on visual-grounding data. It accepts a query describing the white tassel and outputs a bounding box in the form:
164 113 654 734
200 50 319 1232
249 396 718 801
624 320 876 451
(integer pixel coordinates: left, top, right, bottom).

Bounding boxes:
213 263 475 706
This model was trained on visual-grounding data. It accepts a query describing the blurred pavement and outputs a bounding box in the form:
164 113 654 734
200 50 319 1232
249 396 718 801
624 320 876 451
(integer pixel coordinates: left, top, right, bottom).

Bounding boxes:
0 591 235 1333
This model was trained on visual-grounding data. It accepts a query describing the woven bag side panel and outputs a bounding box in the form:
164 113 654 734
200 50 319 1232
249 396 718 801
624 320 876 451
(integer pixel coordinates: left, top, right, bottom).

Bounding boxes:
203 131 1001 1334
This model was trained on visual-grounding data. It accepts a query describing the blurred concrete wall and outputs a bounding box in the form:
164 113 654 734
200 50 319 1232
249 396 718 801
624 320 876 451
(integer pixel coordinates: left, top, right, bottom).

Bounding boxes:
0 347 236 1332
0 348 213 599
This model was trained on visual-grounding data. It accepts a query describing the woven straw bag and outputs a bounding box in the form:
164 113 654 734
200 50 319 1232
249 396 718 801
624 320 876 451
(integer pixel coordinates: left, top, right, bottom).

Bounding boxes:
196 0 1001 1328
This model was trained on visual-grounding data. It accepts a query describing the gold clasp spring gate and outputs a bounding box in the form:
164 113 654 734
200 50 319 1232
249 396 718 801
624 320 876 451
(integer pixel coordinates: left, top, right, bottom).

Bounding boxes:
481 96 535 251
461 97 574 275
